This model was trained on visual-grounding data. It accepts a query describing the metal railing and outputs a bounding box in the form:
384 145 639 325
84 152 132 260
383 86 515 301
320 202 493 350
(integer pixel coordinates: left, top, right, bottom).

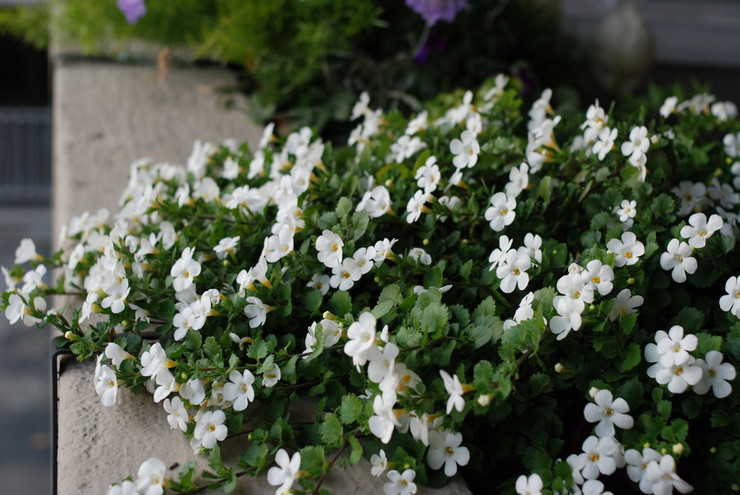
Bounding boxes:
0 106 51 204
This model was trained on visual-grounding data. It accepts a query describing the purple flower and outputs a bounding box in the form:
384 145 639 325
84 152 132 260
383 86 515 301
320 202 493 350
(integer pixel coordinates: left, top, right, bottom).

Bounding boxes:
405 0 469 26
117 0 147 25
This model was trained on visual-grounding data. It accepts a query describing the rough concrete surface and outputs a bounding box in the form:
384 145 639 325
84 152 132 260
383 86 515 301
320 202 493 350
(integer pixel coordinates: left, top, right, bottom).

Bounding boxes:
53 61 473 494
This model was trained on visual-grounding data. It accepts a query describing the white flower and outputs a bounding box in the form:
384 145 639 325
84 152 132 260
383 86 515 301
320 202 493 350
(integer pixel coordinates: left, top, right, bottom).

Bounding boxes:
316 230 344 269
371 449 388 477
450 130 480 169
107 480 138 495
427 430 470 477
170 247 201 293
655 357 703 394
367 342 399 387
660 96 678 118
724 131 740 158
520 233 543 264
244 296 272 329
672 181 709 217
484 192 516 232
267 449 301 495
708 178 739 209
405 110 428 135
582 479 613 495
353 246 377 275
383 469 417 495
550 296 582 340
135 457 167 495
263 226 294 263
645 455 693 495
94 363 119 407
262 363 281 388
351 91 370 120
583 259 614 296
15 238 40 264
374 238 398 267
653 325 698 368
193 410 227 449
488 235 514 270
389 135 426 163
330 257 362 291
719 275 740 318
515 473 543 495
659 238 697 283
213 236 240 259
163 396 189 431
505 162 529 198
359 186 392 218
236 257 271 295
406 190 430 224
440 369 465 414
606 231 644 267
223 369 256 411
496 249 531 293
306 272 331 295
369 391 400 443
621 126 650 166
609 288 643 321
415 156 441 193
680 212 723 248
139 343 175 378
180 377 206 406
693 351 736 398
408 412 442 446
614 199 637 224
584 389 634 437
407 247 432 266
573 435 618 480
344 312 378 369
625 447 661 494
592 127 617 161
105 342 133 368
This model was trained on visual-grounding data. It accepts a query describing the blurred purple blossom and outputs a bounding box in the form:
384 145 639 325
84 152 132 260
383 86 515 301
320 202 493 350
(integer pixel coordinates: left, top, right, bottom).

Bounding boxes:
117 0 147 25
405 0 469 26
413 31 446 65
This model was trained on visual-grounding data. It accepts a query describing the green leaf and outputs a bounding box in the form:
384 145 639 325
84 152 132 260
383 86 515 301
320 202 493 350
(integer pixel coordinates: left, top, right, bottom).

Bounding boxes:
207 443 226 476
203 336 221 359
348 435 363 465
304 289 323 314
421 302 449 337
618 342 641 371
257 354 275 374
247 339 269 361
620 312 638 335
670 307 704 332
282 355 298 385
339 394 363 424
657 400 672 420
335 196 353 218
372 300 395 319
423 266 444 288
696 332 722 355
351 211 369 241
711 409 732 428
321 413 344 446
300 445 326 476
329 291 352 317
184 328 203 352
538 175 552 204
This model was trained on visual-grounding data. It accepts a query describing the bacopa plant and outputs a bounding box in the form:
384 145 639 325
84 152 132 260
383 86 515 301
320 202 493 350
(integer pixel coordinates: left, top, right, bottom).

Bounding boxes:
3 76 740 495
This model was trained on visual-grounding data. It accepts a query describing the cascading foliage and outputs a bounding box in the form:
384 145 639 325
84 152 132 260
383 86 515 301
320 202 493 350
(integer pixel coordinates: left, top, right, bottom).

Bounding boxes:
3 76 740 495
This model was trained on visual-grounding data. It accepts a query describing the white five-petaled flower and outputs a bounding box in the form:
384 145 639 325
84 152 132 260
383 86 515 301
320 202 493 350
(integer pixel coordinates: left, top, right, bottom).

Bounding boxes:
427 430 470 477
371 449 388 477
593 127 618 161
584 389 634 437
244 296 273 329
15 238 40 264
659 238 697 283
621 125 650 166
170 247 201 293
450 130 480 169
496 249 532 293
440 369 465 414
680 212 723 248
652 325 698 368
94 363 119 407
415 156 442 193
406 190 430 224
135 457 167 495
316 230 344 269
719 275 740 317
609 288 644 321
330 257 362 291
645 454 694 495
163 396 189 431
193 409 227 449
267 449 301 495
515 473 543 495
606 231 644 267
213 236 240 259
614 199 637 224
383 469 417 495
223 369 256 411
583 259 614 296
693 351 736 398
625 447 661 494
368 391 400 444
344 312 378 369
573 435 619 480
484 192 516 232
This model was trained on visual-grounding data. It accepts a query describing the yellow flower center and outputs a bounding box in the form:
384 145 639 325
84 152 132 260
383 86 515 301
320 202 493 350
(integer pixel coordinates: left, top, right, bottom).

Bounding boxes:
625 251 633 259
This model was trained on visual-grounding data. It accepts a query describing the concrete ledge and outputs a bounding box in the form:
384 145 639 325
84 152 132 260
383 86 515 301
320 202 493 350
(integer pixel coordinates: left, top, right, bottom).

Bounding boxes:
52 60 472 494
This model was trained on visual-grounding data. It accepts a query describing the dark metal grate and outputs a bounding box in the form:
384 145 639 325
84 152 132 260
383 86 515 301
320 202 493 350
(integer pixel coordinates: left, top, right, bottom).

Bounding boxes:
0 106 52 204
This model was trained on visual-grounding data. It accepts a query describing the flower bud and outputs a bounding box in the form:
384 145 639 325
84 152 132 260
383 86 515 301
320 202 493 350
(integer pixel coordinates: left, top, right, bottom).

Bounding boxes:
627 277 635 285
477 394 492 406
322 311 336 320
589 387 599 399
672 443 684 455
422 238 430 246
64 331 79 341
554 363 567 373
